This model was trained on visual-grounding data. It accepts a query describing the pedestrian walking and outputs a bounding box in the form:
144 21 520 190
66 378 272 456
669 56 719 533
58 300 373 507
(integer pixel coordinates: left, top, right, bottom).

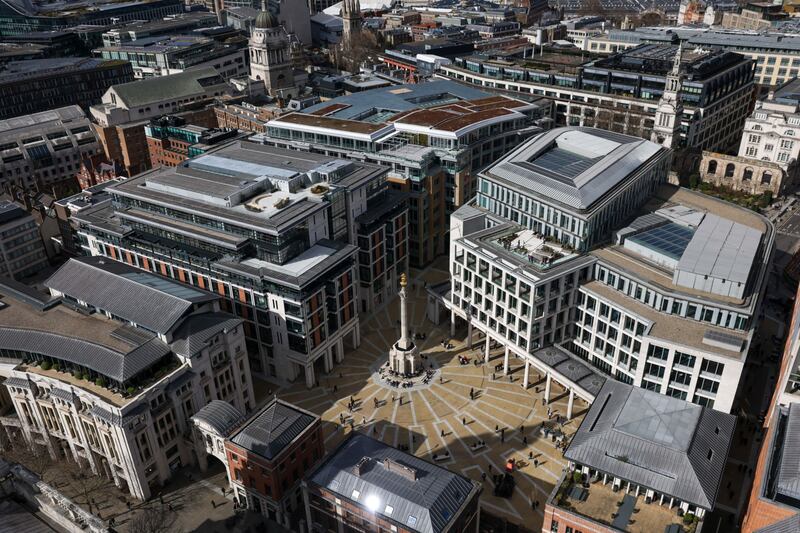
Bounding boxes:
523 436 528 445
211 500 216 509
534 458 539 468
463 417 466 426
441 429 445 437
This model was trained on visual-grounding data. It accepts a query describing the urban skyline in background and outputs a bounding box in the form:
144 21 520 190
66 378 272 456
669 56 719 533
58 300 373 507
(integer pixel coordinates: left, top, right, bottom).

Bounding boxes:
1 0 800 532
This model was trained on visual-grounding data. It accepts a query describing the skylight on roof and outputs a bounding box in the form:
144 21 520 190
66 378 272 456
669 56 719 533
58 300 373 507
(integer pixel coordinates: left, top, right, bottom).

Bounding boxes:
553 130 621 159
627 223 695 261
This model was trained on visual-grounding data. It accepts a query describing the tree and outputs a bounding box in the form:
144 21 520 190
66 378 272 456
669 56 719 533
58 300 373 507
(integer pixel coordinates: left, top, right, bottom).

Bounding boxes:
332 31 381 72
127 504 180 533
60 460 109 514
578 0 606 17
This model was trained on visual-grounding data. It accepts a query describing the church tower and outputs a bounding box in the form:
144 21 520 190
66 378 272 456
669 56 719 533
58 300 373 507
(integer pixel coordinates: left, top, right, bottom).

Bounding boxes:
249 0 296 99
651 42 685 149
341 0 362 48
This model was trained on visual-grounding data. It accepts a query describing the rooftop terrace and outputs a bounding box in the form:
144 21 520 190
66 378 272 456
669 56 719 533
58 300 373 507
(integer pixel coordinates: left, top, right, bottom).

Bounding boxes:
111 140 385 233
552 472 691 533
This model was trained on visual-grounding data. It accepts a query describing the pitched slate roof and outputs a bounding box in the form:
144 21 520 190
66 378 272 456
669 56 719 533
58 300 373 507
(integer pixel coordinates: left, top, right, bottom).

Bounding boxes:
46 257 217 334
775 403 800 502
0 327 170 382
565 380 735 510
169 313 242 357
307 434 480 533
192 400 245 436
755 515 800 533
230 399 317 460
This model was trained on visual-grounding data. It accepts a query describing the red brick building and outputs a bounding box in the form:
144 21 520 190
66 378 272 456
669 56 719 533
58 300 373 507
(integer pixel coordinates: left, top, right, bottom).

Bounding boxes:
144 115 239 169
76 153 125 190
214 102 283 133
741 288 800 532
224 399 324 529
303 433 482 533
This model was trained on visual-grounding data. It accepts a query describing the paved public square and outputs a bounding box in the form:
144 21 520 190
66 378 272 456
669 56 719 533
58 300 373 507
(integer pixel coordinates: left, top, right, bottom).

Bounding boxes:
277 260 587 531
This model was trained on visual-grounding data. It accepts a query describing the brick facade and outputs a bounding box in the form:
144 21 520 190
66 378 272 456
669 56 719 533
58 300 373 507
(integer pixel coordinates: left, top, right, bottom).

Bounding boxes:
740 289 800 532
224 408 324 527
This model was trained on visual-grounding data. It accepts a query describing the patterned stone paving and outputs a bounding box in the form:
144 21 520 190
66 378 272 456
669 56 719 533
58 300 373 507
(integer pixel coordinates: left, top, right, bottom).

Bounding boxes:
276 261 588 531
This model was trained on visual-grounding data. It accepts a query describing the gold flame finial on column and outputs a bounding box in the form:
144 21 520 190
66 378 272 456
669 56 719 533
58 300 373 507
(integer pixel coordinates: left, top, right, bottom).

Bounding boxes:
400 272 407 287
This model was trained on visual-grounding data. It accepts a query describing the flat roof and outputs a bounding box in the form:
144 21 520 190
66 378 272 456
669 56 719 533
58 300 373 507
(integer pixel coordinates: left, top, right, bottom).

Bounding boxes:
0 57 123 83
0 105 87 135
270 112 392 137
110 140 386 234
581 280 749 357
676 213 761 285
300 79 492 120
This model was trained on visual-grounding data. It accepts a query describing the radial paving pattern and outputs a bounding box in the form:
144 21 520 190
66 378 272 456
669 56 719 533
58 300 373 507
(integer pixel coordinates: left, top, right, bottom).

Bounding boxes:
277 261 587 530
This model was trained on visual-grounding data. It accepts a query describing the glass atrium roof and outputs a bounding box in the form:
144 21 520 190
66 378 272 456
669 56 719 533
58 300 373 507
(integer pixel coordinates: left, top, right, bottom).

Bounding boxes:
627 222 695 261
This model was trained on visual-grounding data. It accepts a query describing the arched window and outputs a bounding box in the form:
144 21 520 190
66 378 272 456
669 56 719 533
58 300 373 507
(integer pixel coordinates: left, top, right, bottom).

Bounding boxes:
743 167 753 181
762 171 773 185
707 160 717 174
725 163 735 178
787 130 795 136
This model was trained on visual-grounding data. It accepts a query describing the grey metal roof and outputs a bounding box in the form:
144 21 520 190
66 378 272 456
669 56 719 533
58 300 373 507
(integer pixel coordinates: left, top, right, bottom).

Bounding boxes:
192 400 245 436
755 515 800 533
4 377 32 389
46 257 216 334
676 213 761 285
565 380 735 509
230 399 317 460
90 402 149 427
533 345 606 397
687 31 800 53
0 327 170 383
49 387 77 403
301 80 489 120
485 127 665 212
169 313 242 357
108 141 385 236
776 404 800 502
307 434 480 533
